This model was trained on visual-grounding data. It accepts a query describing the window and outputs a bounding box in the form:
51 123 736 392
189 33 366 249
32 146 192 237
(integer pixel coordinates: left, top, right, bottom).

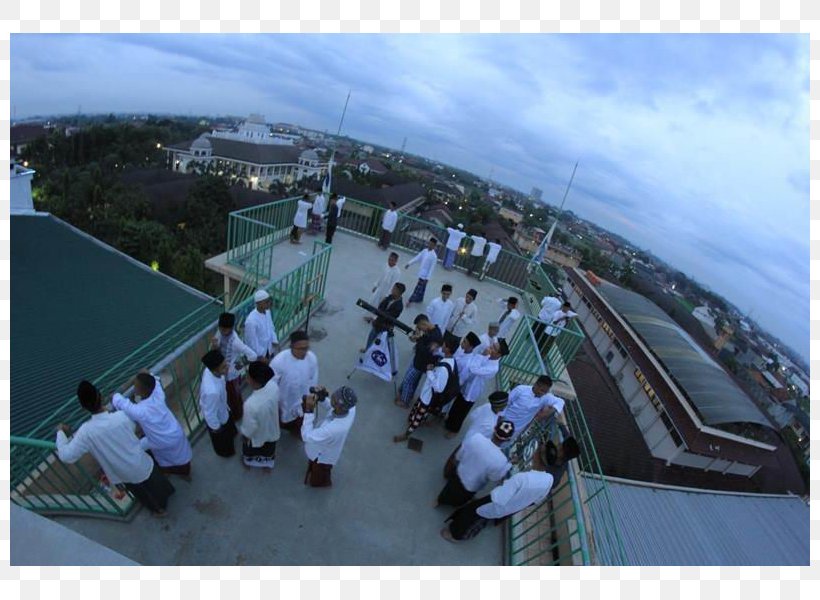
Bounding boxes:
605 350 614 363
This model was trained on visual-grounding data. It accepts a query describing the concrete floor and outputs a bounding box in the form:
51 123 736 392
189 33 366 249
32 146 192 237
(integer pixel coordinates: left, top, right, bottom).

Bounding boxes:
54 231 529 565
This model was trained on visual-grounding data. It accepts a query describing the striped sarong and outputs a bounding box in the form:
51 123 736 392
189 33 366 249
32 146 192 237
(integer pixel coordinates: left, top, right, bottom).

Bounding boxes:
408 278 428 304
399 366 423 407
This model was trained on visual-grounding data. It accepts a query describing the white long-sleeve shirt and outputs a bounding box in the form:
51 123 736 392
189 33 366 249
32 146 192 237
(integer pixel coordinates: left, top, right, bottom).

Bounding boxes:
455 433 511 492
270 349 319 423
371 264 402 306
56 411 154 485
503 385 565 437
301 400 356 465
112 377 192 468
497 300 522 339
239 379 281 448
214 330 258 381
486 242 502 264
464 402 503 440
294 200 312 228
381 209 398 232
408 248 438 280
312 193 327 215
447 298 478 338
418 356 454 405
425 297 455 334
453 347 476 388
243 309 279 358
538 296 563 321
462 354 501 402
546 309 578 336
470 235 487 257
476 471 555 519
445 227 467 251
199 368 230 430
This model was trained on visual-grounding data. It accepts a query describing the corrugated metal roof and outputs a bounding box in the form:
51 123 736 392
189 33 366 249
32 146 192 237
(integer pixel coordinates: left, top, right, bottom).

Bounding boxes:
11 214 210 437
595 280 771 428
584 475 809 565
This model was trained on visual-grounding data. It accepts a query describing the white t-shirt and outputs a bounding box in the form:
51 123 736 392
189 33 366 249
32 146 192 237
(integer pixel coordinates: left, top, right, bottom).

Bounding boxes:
445 227 468 251
470 235 487 257
455 433 511 492
486 242 502 264
382 210 398 232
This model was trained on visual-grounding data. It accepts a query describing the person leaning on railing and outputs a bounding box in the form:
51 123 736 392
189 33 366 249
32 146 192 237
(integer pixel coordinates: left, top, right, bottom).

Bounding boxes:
441 437 566 543
502 375 568 445
55 381 176 517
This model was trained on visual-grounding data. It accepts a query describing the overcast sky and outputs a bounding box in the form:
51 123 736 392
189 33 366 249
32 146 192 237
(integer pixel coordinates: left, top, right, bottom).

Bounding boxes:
11 34 809 361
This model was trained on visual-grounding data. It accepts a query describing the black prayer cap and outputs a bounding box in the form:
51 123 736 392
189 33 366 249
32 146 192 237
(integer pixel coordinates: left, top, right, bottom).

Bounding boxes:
467 288 478 299
464 331 481 348
76 380 99 412
441 284 452 292
247 361 274 385
507 296 518 305
201 349 225 370
218 312 236 328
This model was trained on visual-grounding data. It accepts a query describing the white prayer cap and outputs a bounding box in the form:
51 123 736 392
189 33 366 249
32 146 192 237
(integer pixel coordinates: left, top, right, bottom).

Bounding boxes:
254 289 270 303
457 223 464 230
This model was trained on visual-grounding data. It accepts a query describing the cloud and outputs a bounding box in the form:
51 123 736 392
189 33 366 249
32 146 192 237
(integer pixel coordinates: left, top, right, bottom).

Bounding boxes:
10 34 809 360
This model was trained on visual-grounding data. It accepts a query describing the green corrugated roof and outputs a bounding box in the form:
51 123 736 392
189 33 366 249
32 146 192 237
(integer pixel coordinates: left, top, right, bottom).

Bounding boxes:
11 214 210 437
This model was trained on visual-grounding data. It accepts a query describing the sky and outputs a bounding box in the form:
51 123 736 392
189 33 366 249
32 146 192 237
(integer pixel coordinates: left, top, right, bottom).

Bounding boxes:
11 34 809 361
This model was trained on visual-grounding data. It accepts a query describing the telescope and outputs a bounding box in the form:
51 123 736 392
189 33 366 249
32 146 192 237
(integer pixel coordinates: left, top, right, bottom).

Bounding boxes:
355 298 414 336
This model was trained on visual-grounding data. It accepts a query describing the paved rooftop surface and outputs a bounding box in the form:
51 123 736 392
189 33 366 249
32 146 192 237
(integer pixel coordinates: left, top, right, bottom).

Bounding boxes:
54 231 529 565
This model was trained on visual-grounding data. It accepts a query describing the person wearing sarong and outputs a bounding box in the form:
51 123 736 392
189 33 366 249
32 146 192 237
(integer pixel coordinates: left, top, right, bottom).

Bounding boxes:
393 337 458 442
199 350 237 457
239 362 280 470
440 331 480 423
395 315 442 408
271 330 319 435
445 289 478 345
378 202 399 249
466 233 487 277
112 372 193 478
443 391 509 479
56 381 175 516
441 441 558 542
301 386 357 487
445 338 508 437
290 194 313 243
436 420 513 507
309 192 326 234
405 237 438 304
214 311 259 423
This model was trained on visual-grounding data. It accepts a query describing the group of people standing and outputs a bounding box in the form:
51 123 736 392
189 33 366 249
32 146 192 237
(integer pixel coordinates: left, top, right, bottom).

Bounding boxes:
290 191 344 245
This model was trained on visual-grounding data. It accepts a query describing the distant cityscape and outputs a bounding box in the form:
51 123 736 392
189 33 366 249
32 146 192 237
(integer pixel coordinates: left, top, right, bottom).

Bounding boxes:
11 110 810 481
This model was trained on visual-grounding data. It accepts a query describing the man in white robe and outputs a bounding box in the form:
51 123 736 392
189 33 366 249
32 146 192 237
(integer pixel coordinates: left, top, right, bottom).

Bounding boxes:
479 239 503 280
290 194 313 243
443 224 467 270
405 237 439 304
199 350 237 457
244 289 279 360
368 252 402 312
496 297 522 339
239 362 281 469
214 311 258 422
57 380 175 515
425 284 455 334
270 330 319 434
112 372 193 478
446 289 479 342
476 322 501 354
301 386 358 487
378 201 399 249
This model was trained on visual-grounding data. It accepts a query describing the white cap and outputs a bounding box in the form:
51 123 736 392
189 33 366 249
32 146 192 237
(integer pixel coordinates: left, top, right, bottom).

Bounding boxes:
457 223 464 230
254 289 270 303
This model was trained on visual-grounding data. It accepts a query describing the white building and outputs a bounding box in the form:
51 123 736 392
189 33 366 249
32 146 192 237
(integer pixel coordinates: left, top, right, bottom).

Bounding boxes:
10 162 35 214
164 116 327 190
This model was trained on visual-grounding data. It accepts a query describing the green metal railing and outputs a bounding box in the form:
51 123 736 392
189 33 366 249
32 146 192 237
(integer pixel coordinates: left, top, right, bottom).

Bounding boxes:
11 240 333 519
499 312 626 566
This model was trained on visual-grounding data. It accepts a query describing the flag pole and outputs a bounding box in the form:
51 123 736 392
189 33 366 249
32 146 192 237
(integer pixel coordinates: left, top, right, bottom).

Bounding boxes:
325 90 352 196
529 161 578 272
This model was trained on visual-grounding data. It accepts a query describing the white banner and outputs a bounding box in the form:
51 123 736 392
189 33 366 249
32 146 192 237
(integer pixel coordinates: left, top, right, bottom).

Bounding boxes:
356 331 397 382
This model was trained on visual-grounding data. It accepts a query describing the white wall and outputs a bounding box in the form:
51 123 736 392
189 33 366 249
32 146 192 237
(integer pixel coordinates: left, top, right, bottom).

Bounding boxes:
10 166 34 212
